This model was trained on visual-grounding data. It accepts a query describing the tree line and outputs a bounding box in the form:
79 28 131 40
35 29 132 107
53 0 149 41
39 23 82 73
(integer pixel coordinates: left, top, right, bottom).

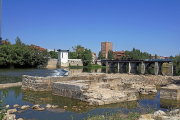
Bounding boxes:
69 45 92 66
98 48 154 60
0 37 50 68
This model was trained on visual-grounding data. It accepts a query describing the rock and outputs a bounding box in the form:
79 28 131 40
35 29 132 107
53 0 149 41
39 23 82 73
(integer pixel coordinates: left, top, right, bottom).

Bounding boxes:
17 110 23 114
21 105 30 110
138 114 154 120
46 104 51 109
36 107 45 111
64 106 67 108
13 104 19 108
154 110 166 117
17 118 23 120
169 109 179 115
4 114 16 120
7 109 17 114
52 105 58 109
31 104 40 109
6 105 10 109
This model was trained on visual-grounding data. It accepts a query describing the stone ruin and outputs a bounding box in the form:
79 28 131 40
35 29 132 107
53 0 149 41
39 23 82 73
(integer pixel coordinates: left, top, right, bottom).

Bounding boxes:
21 73 168 106
21 72 180 106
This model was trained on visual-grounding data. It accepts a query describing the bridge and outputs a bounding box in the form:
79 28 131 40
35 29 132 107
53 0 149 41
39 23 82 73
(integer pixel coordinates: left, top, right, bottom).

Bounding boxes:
97 59 175 76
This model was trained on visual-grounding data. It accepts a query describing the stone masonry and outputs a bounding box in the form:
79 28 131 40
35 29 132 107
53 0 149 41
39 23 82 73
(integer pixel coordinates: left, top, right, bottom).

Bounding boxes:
21 73 106 91
22 73 180 105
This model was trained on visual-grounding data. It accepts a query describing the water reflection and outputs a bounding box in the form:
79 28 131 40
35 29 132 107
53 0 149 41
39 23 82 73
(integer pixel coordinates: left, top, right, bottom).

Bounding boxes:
160 99 180 109
22 90 139 113
0 86 168 120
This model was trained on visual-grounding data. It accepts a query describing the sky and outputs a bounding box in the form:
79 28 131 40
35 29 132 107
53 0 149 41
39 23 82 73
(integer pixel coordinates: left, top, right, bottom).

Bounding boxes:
1 0 180 57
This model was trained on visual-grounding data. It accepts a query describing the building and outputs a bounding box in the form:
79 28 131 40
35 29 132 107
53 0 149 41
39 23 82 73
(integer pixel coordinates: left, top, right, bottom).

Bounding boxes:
101 42 113 59
113 51 125 59
57 49 83 67
30 44 46 51
1 40 11 45
91 52 97 64
57 49 69 67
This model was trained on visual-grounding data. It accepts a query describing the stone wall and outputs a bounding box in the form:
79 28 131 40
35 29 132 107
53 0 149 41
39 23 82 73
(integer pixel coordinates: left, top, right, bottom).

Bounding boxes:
21 73 106 91
46 59 58 68
160 84 180 101
68 59 83 66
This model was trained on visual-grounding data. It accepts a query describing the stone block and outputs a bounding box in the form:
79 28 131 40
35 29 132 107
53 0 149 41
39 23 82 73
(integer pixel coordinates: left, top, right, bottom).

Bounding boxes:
160 84 180 100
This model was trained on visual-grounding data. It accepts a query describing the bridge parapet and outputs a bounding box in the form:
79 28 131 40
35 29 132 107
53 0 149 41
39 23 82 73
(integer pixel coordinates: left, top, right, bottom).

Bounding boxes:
143 59 173 62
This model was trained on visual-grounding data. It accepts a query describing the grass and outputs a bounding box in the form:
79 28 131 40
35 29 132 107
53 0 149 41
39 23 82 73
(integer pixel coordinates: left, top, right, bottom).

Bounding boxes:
85 64 106 68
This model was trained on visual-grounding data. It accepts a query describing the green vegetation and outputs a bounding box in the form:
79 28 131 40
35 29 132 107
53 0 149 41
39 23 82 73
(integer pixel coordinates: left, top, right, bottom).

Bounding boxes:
107 50 113 60
120 48 152 60
98 51 105 59
69 45 92 66
0 90 8 119
155 54 157 59
49 49 58 59
172 53 180 74
0 37 50 68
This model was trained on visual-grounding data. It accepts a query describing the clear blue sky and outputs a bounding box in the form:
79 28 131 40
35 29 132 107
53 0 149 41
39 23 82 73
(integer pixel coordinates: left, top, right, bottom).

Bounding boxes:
2 0 180 57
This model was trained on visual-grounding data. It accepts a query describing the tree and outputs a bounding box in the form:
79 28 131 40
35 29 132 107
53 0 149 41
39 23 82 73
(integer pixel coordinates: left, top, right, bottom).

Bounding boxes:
98 51 104 59
107 50 113 60
121 48 151 60
0 37 50 68
49 49 58 59
72 45 84 52
69 52 77 59
155 54 158 59
149 54 152 59
0 39 12 67
169 55 174 59
83 48 92 66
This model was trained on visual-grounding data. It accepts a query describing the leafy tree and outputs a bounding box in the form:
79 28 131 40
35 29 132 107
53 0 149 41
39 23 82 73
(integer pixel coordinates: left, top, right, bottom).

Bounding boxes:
69 52 77 59
49 49 58 59
72 45 84 52
107 50 113 60
83 48 92 66
0 39 12 67
169 55 174 59
173 53 180 68
149 54 152 59
0 36 50 68
155 54 158 59
121 48 151 60
98 51 104 59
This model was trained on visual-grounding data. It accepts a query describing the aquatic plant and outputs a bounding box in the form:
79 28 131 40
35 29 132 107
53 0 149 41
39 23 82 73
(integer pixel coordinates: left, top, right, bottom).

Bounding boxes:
0 90 8 119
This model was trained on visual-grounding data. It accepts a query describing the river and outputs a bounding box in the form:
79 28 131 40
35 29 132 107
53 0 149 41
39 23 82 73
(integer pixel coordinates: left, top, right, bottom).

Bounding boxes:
0 67 180 120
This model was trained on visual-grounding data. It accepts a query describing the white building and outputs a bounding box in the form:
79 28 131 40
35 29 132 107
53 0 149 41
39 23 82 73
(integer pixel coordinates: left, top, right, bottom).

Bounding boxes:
57 49 83 67
57 49 69 67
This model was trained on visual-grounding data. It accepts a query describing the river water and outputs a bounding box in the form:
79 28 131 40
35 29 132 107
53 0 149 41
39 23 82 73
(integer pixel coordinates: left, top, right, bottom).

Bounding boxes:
0 67 180 120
